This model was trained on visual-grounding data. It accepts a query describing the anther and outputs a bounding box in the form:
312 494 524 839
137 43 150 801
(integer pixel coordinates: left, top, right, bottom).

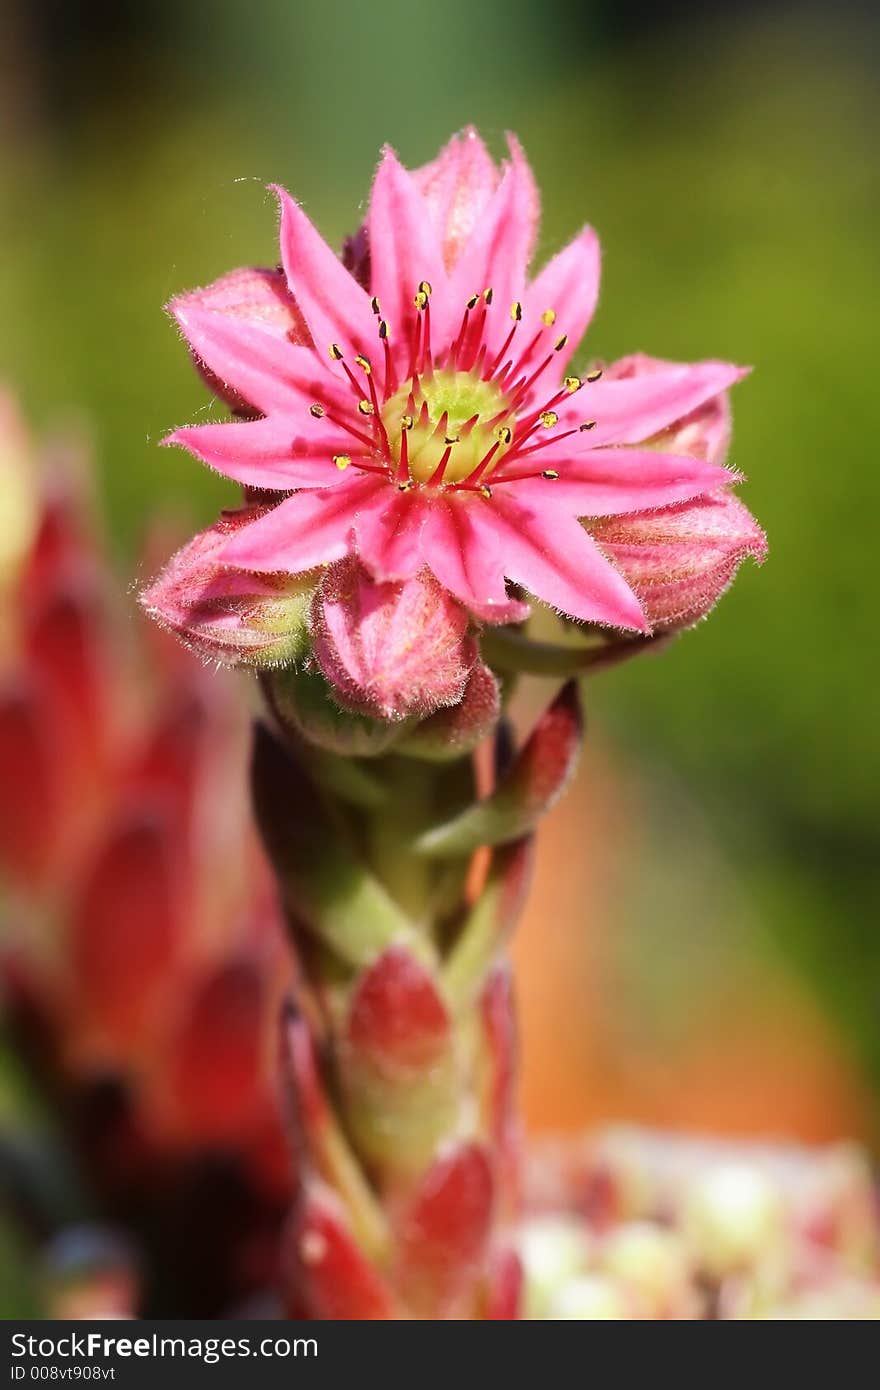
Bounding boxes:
444 434 460 445
466 293 480 310
483 287 494 305
542 469 559 480
554 335 569 352
400 414 414 431
378 320 389 340
414 290 429 311
357 399 375 415
586 367 603 383
579 420 597 431
398 479 414 492
495 425 512 445
564 375 582 393
309 404 325 418
354 354 371 374
370 296 381 315
329 343 344 361
479 485 493 500
418 280 433 297
333 454 351 470
540 411 558 428
510 301 523 322
541 309 557 326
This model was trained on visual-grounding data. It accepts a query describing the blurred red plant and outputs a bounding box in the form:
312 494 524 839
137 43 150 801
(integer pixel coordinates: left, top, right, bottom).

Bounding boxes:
0 394 291 1316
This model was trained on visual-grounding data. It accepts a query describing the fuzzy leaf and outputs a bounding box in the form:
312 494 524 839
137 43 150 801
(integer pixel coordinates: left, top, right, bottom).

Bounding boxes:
393 1142 494 1317
415 682 582 858
284 1187 396 1320
340 947 457 1173
442 838 534 1009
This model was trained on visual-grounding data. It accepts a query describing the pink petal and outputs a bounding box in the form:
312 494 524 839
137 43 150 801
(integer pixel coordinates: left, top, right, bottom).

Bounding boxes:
508 448 735 517
368 149 451 366
556 361 749 447
353 486 428 581
171 303 347 418
421 495 511 617
487 494 649 629
166 417 358 491
412 127 500 271
221 475 382 574
274 186 378 369
521 227 600 387
446 135 538 353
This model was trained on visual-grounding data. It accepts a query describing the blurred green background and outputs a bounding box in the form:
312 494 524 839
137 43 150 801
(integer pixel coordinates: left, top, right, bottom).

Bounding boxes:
1 0 878 1137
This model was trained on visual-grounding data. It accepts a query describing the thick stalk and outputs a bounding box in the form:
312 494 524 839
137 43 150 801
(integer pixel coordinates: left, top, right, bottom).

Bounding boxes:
253 680 583 1319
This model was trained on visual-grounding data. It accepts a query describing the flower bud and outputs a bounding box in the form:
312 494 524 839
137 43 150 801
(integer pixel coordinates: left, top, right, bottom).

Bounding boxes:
591 491 766 633
604 352 734 465
311 557 477 722
141 509 313 668
395 661 501 761
168 266 309 415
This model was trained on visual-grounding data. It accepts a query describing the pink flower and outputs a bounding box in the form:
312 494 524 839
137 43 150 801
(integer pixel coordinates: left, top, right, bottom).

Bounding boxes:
164 130 748 634
588 354 766 630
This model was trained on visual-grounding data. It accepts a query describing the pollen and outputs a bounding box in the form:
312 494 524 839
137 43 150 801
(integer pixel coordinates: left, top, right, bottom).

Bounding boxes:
540 410 559 428
541 309 557 326
333 454 351 470
381 368 514 486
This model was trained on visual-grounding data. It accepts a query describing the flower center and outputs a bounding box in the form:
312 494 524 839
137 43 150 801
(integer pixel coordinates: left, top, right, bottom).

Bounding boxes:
381 370 514 486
